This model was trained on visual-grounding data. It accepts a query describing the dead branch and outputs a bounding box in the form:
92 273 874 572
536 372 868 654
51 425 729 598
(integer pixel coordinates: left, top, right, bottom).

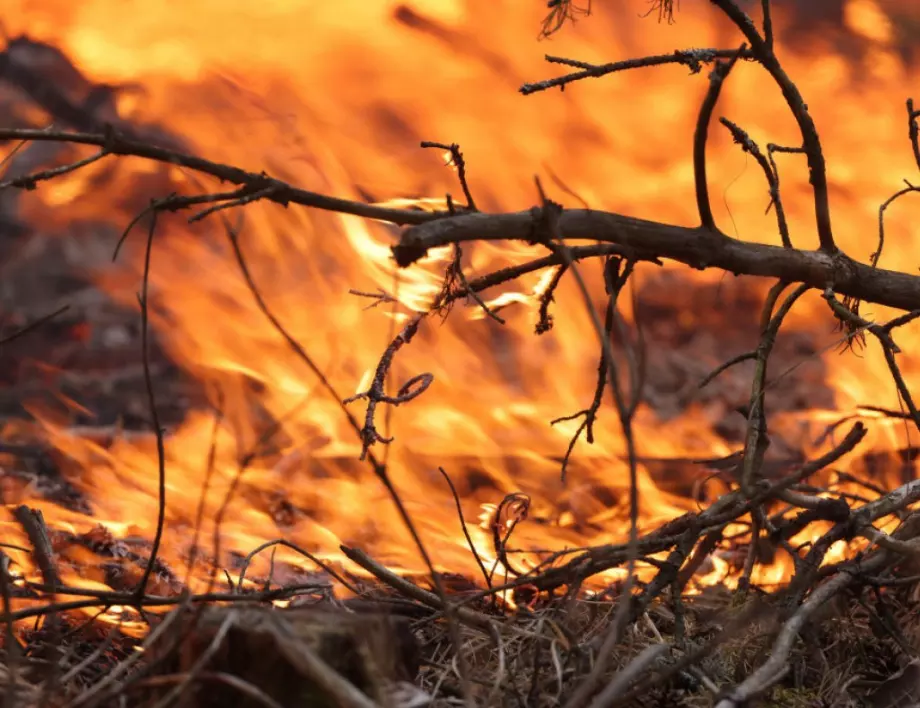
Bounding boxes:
710 0 836 253
0 125 917 315
394 209 920 311
520 48 757 95
738 282 809 495
340 546 497 634
0 128 443 225
720 118 792 248
693 45 746 231
788 477 920 604
12 506 62 589
716 570 852 706
134 209 167 600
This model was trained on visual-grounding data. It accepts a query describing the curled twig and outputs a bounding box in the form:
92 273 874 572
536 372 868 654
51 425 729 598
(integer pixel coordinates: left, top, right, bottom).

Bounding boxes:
343 315 434 458
438 467 492 594
488 493 532 583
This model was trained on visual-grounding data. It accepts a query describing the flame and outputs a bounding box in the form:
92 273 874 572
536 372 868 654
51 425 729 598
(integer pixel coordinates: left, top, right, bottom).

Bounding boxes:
3 0 920 633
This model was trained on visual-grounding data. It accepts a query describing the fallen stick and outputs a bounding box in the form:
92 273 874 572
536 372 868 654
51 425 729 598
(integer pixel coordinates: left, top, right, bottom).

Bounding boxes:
341 545 497 633
12 505 62 588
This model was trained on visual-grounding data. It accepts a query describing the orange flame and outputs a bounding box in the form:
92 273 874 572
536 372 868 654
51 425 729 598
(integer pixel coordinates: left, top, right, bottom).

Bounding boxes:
3 0 920 632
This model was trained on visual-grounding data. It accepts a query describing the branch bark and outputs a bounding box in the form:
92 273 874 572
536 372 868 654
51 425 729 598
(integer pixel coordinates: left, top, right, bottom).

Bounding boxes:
394 209 920 312
0 128 443 226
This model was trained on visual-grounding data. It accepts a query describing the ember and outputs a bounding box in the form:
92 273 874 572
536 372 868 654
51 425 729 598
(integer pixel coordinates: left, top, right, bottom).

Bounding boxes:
2 0 920 705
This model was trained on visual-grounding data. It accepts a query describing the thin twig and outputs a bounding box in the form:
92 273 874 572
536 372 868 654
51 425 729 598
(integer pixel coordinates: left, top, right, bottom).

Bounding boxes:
521 48 755 95
0 149 108 190
739 282 809 495
185 399 224 587
134 207 167 599
0 305 70 348
421 140 477 211
694 45 746 230
10 584 326 624
720 117 792 247
437 467 492 593
236 539 359 595
0 127 441 226
711 0 837 252
825 289 920 436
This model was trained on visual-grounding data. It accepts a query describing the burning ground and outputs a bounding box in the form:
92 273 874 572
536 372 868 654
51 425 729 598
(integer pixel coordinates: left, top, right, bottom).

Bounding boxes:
2 0 920 706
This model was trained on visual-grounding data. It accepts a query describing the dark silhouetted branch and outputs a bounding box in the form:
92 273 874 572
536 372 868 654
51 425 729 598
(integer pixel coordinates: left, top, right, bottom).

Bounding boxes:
394 209 920 312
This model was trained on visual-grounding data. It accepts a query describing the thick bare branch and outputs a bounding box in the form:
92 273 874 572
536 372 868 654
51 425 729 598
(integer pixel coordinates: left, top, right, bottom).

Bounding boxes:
394 209 920 312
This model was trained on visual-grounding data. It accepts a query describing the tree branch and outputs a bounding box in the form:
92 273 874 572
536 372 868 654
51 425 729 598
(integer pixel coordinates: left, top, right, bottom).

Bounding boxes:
394 209 919 311
520 48 756 95
710 0 836 253
693 45 746 230
0 128 444 226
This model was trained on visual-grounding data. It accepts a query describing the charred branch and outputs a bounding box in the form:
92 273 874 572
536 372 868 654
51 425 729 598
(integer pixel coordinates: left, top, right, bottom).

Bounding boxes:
394 209 920 312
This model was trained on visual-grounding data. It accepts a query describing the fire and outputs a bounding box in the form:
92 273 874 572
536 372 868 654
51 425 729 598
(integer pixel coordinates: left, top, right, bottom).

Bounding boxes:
2 0 920 633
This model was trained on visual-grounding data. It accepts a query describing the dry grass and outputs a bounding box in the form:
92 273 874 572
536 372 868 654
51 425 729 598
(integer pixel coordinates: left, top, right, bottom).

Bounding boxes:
1 572 920 706
408 582 913 707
